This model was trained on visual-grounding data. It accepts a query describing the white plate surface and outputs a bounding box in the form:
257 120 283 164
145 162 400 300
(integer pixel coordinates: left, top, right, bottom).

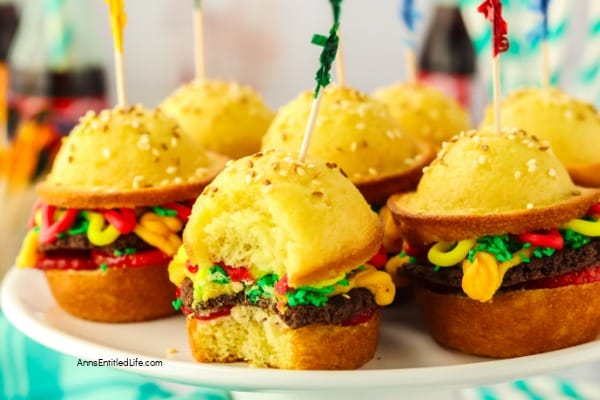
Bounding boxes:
2 267 600 394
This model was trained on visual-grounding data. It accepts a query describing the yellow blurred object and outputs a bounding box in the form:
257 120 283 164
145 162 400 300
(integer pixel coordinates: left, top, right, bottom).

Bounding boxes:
373 82 471 146
161 80 274 159
480 87 600 186
0 119 59 189
262 85 427 184
104 0 127 53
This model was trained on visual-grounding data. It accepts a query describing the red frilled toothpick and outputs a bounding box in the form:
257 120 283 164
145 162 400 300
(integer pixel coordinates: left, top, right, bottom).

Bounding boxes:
478 0 509 135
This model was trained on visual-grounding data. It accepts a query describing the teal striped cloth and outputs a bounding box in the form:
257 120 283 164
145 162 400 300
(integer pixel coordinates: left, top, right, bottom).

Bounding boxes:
462 378 600 400
1 308 599 400
0 310 231 400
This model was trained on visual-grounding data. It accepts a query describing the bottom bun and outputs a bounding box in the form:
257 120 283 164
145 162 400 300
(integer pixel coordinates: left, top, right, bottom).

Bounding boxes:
45 265 176 322
187 305 381 369
414 282 600 358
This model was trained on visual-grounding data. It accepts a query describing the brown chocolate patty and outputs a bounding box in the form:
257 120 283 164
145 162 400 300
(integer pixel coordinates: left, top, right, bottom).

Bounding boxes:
180 277 377 329
39 233 155 254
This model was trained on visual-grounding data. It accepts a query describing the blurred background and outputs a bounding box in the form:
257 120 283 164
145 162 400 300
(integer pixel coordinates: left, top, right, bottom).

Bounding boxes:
0 2 599 399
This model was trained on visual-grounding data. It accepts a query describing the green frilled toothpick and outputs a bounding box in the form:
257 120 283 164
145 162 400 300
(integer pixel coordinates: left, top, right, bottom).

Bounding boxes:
298 0 342 161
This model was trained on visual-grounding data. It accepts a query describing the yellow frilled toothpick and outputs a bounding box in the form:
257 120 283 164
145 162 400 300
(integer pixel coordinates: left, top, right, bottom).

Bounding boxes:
105 0 128 107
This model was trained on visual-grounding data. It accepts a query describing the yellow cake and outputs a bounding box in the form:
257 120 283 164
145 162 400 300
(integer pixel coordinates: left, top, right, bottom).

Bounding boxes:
169 149 395 369
373 82 471 146
18 104 229 322
480 87 600 187
161 80 274 159
261 85 433 204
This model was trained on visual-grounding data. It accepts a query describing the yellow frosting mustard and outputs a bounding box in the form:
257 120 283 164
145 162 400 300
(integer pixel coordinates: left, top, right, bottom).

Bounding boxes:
428 239 477 267
461 249 531 302
86 212 120 246
562 218 600 237
134 213 183 256
16 230 40 268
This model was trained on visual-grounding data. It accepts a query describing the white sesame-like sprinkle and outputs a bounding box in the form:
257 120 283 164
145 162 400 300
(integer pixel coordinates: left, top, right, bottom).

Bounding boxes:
131 120 140 129
102 148 111 158
171 137 178 147
90 122 99 130
507 134 516 140
166 348 178 360
264 184 273 192
564 110 574 120
278 169 288 176
526 203 534 209
356 122 366 130
368 168 378 176
196 167 208 176
226 159 234 167
514 170 522 179
245 174 252 184
173 177 182 184
132 176 144 189
548 168 557 177
350 141 358 152
151 148 160 157
311 179 321 186
166 166 177 174
296 166 305 176
386 130 395 139
478 155 487 165
160 179 169 187
422 166 430 173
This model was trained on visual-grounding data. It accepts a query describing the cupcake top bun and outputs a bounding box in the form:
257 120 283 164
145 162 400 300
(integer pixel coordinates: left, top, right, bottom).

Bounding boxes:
37 105 229 209
373 81 471 146
388 128 600 243
480 87 600 187
161 80 275 159
261 85 433 204
181 149 383 288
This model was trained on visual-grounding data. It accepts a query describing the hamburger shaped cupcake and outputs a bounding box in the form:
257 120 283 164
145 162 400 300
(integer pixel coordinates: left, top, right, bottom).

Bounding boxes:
261 85 434 206
161 80 275 159
387 128 600 358
481 87 600 187
16 105 229 322
373 81 471 148
169 149 395 369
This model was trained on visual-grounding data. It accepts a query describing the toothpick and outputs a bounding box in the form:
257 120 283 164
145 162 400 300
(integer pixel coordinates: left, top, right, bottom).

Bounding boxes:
193 0 205 82
114 48 127 108
405 47 417 83
298 90 324 162
335 37 346 87
492 55 501 135
541 39 550 88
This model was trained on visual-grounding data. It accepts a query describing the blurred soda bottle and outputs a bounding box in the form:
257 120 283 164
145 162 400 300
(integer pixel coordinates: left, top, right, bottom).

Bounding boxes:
0 0 18 138
418 0 476 110
6 0 107 184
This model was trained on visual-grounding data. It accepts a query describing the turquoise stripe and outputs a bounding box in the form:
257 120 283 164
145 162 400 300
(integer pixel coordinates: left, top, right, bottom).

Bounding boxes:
558 379 586 400
475 386 499 400
590 20 600 36
514 380 544 400
24 334 64 399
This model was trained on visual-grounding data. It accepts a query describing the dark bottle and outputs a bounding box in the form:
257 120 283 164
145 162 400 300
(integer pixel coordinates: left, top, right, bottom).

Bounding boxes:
6 0 107 183
418 1 476 110
0 0 18 136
